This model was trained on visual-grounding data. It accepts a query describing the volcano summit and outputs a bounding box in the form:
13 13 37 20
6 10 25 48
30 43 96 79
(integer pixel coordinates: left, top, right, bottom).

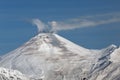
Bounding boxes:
0 32 120 80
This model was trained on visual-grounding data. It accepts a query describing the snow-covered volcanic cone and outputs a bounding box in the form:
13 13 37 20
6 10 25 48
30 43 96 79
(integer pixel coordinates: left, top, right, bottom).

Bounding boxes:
0 32 119 80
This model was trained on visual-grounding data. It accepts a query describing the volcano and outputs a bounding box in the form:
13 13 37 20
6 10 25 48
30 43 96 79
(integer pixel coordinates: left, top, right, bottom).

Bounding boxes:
0 33 120 80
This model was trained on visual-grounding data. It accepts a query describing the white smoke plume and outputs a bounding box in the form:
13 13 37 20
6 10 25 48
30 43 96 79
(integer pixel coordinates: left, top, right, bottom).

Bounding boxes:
32 13 120 33
32 19 48 33
49 13 120 32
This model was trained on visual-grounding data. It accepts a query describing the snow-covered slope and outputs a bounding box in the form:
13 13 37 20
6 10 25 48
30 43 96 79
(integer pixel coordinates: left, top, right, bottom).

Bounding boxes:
0 33 119 80
110 47 120 62
0 67 29 80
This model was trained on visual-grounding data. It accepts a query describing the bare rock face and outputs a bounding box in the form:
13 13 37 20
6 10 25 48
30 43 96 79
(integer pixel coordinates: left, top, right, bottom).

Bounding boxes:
0 33 120 80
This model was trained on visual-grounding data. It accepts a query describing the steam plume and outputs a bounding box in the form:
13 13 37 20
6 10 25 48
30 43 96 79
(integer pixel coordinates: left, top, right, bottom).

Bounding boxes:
49 13 120 31
31 13 120 33
32 19 47 33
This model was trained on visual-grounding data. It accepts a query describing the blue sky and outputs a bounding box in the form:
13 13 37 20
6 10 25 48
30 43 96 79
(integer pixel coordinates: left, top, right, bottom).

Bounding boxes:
0 0 120 55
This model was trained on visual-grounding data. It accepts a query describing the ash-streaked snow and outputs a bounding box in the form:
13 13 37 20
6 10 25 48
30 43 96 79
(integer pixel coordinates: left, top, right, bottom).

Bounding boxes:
0 33 120 80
